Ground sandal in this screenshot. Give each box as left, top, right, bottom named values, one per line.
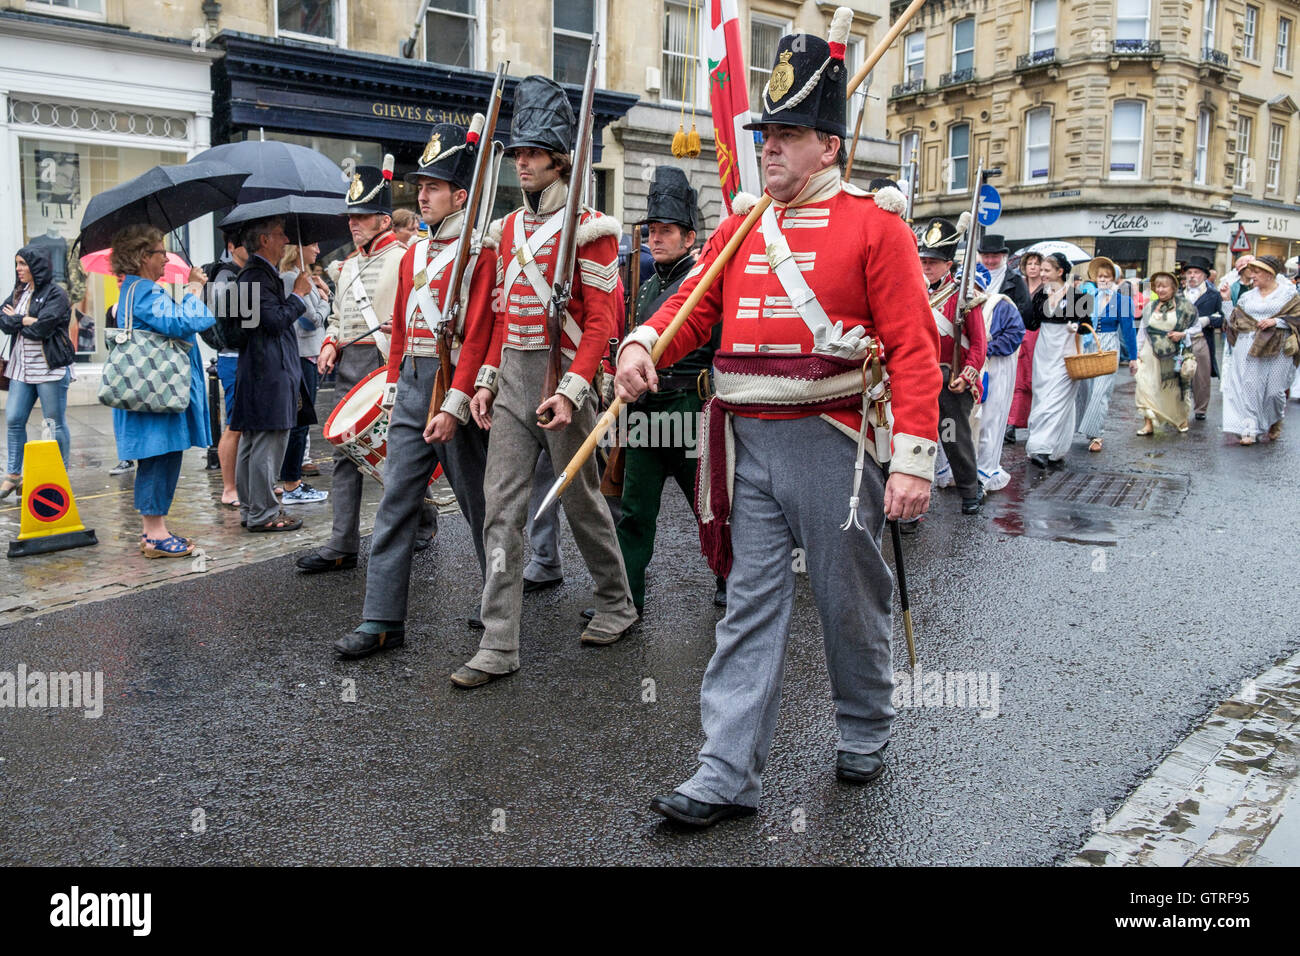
left=1088, top=438, right=1103, bottom=452
left=247, top=511, right=302, bottom=533
left=141, top=535, right=193, bottom=558
left=1240, top=435, right=1257, bottom=445
left=221, top=496, right=241, bottom=508
left=1136, top=424, right=1154, bottom=436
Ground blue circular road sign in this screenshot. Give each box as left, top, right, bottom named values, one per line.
left=977, top=185, right=1002, bottom=226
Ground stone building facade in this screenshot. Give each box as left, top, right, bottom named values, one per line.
left=887, top=0, right=1300, bottom=276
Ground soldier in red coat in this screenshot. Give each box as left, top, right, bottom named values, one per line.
left=615, top=8, right=941, bottom=828
left=451, top=76, right=638, bottom=688
left=333, top=121, right=498, bottom=659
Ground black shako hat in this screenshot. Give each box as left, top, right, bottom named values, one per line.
left=405, top=119, right=481, bottom=193
left=978, top=233, right=1010, bottom=254
left=917, top=217, right=963, bottom=261
left=346, top=155, right=394, bottom=215
left=508, top=76, right=576, bottom=155
left=743, top=7, right=854, bottom=140
left=646, top=166, right=700, bottom=232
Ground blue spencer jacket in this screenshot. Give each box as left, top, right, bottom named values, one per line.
left=1086, top=286, right=1139, bottom=357
left=111, top=274, right=215, bottom=460
left=985, top=294, right=1026, bottom=357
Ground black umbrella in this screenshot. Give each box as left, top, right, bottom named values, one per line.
left=77, top=160, right=249, bottom=254
left=190, top=140, right=349, bottom=203
left=219, top=194, right=351, bottom=246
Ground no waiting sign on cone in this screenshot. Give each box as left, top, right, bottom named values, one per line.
left=7, top=439, right=97, bottom=558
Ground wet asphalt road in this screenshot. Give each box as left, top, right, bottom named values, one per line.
left=2, top=377, right=1297, bottom=865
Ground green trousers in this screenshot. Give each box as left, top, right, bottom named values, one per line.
left=615, top=389, right=703, bottom=610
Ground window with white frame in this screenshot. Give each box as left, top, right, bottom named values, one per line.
left=1030, top=0, right=1057, bottom=54
left=1024, top=108, right=1050, bottom=182
left=844, top=38, right=865, bottom=133
left=23, top=0, right=105, bottom=18
left=426, top=0, right=479, bottom=68
left=948, top=123, right=970, bottom=192
left=1277, top=17, right=1294, bottom=71
left=1267, top=123, right=1285, bottom=190
left=276, top=0, right=340, bottom=44
left=1116, top=0, right=1149, bottom=43
left=554, top=1, right=602, bottom=87
left=904, top=29, right=925, bottom=83
left=1235, top=113, right=1254, bottom=188
left=662, top=0, right=705, bottom=106
left=1195, top=108, right=1212, bottom=184
left=1109, top=100, right=1144, bottom=179
left=952, top=18, right=975, bottom=74
left=899, top=130, right=919, bottom=186
left=1244, top=5, right=1259, bottom=60
left=749, top=15, right=789, bottom=112
left=1203, top=1, right=1217, bottom=52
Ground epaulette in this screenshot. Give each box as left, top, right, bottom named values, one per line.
left=575, top=209, right=621, bottom=246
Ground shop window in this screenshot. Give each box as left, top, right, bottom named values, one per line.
left=1024, top=108, right=1051, bottom=183
left=1030, top=0, right=1057, bottom=54
left=1195, top=108, right=1212, bottom=185
left=426, top=0, right=480, bottom=69
left=947, top=122, right=970, bottom=193
left=662, top=0, right=705, bottom=106
left=1109, top=100, right=1144, bottom=180
left=903, top=29, right=925, bottom=84
left=1267, top=123, right=1285, bottom=191
left=1244, top=5, right=1259, bottom=60
left=554, top=0, right=604, bottom=86
left=276, top=0, right=341, bottom=45
left=749, top=15, right=789, bottom=112
left=1235, top=113, right=1254, bottom=188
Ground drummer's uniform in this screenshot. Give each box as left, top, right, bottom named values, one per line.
left=617, top=165, right=720, bottom=614
left=316, top=167, right=434, bottom=562
left=358, top=125, right=497, bottom=628
left=461, top=75, right=637, bottom=679
left=625, top=26, right=940, bottom=810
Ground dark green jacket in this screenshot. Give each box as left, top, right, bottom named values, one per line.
left=634, top=253, right=720, bottom=379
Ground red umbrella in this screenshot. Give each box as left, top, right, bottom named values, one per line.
left=80, top=248, right=192, bottom=285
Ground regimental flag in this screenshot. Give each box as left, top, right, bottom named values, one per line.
left=705, top=0, right=760, bottom=213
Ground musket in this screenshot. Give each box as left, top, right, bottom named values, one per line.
left=535, top=0, right=928, bottom=518
left=427, top=60, right=509, bottom=425
left=538, top=34, right=600, bottom=425
left=627, top=223, right=642, bottom=333
left=951, top=158, right=985, bottom=379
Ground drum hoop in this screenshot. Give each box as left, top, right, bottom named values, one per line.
left=324, top=367, right=389, bottom=441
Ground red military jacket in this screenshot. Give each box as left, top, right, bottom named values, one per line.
left=478, top=178, right=623, bottom=408
left=629, top=165, right=941, bottom=480
left=386, top=209, right=498, bottom=423
left=929, top=273, right=988, bottom=399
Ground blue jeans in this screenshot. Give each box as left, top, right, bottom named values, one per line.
left=280, top=357, right=319, bottom=482
left=6, top=369, right=71, bottom=474
left=134, top=450, right=184, bottom=517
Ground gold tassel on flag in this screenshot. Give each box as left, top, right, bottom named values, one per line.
left=686, top=122, right=701, bottom=157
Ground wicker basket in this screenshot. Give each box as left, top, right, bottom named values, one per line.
left=1064, top=328, right=1119, bottom=381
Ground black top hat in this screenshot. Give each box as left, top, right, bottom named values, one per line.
left=917, top=218, right=962, bottom=261
left=646, top=166, right=699, bottom=232
left=508, top=76, right=576, bottom=155
left=978, top=233, right=1010, bottom=255
left=405, top=119, right=481, bottom=193
left=1185, top=255, right=1213, bottom=275
left=743, top=7, right=854, bottom=140
left=346, top=155, right=394, bottom=215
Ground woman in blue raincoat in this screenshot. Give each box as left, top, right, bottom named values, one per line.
left=109, top=225, right=214, bottom=557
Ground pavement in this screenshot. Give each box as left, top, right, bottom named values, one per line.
left=1, top=374, right=1299, bottom=865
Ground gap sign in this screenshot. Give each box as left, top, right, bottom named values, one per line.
left=977, top=185, right=1002, bottom=226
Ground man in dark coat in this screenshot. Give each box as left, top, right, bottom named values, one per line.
left=231, top=216, right=315, bottom=531
left=1182, top=255, right=1222, bottom=420
left=978, top=233, right=1032, bottom=321
left=615, top=166, right=725, bottom=614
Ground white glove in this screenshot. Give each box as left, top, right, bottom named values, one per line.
left=812, top=322, right=871, bottom=360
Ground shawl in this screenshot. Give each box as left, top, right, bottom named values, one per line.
left=1144, top=295, right=1196, bottom=388
left=1227, top=284, right=1300, bottom=364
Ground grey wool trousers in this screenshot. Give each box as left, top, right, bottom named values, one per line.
left=676, top=415, right=896, bottom=810
left=321, top=344, right=435, bottom=558
left=362, top=355, right=488, bottom=623
left=468, top=348, right=637, bottom=674
left=237, top=428, right=290, bottom=526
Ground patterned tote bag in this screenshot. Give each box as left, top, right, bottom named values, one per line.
left=98, top=280, right=193, bottom=414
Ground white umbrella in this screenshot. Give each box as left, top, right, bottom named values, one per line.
left=1012, top=240, right=1091, bottom=264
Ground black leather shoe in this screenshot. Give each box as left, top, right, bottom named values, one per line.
left=714, top=577, right=728, bottom=608
left=413, top=535, right=433, bottom=553
left=650, top=792, right=756, bottom=828
left=334, top=626, right=404, bottom=659
left=1195, top=412, right=1207, bottom=421
left=523, top=576, right=563, bottom=594
left=580, top=607, right=595, bottom=622
left=961, top=485, right=985, bottom=515
left=297, top=552, right=358, bottom=573
left=1004, top=425, right=1017, bottom=445
left=836, top=744, right=888, bottom=784
left=468, top=607, right=483, bottom=630
left=1028, top=453, right=1050, bottom=469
